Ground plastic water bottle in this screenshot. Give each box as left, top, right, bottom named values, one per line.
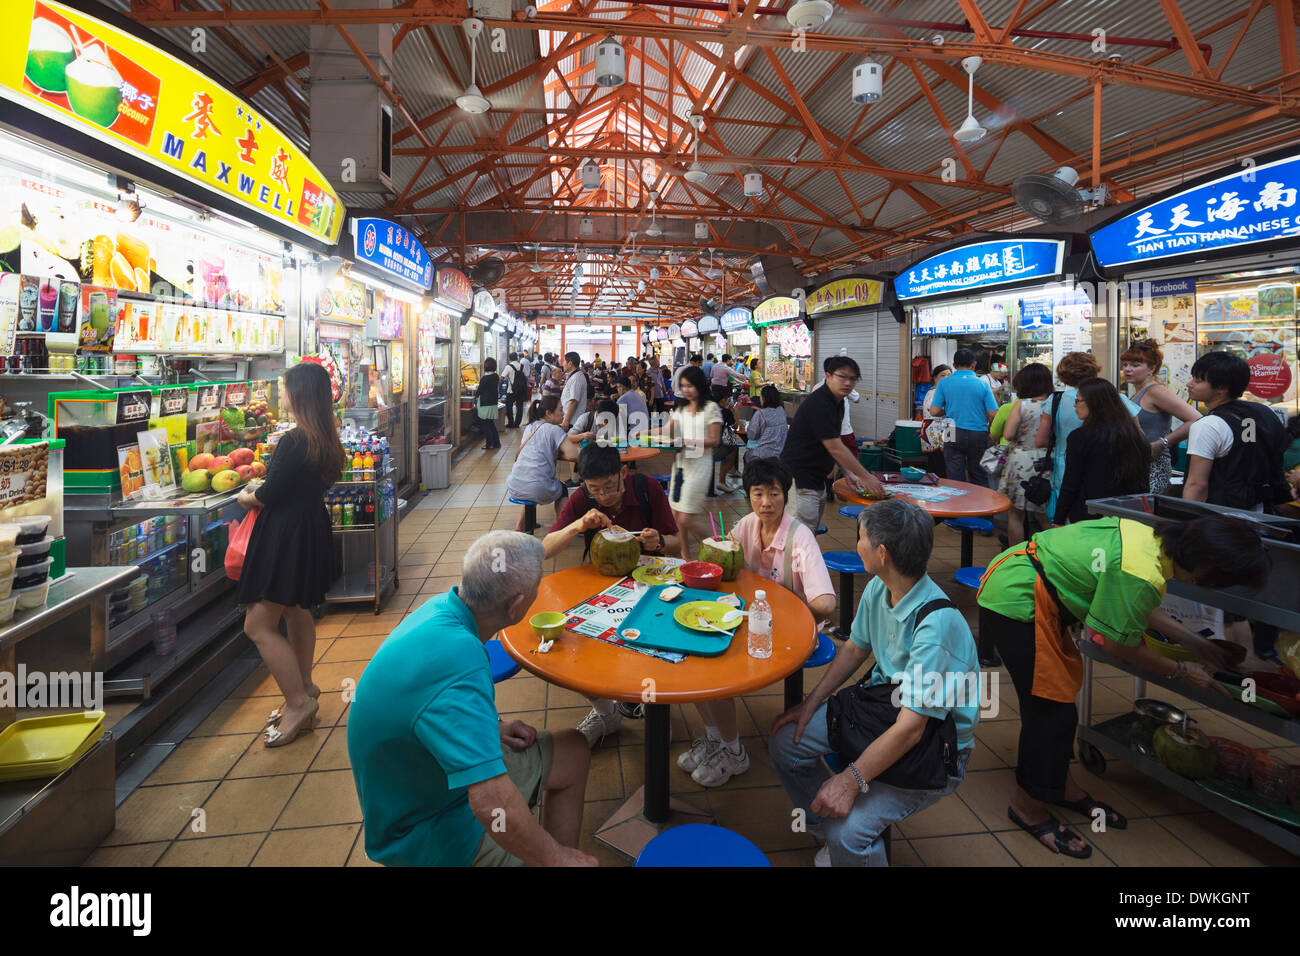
left=748, top=590, right=772, bottom=659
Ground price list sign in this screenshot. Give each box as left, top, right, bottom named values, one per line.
left=0, top=442, right=49, bottom=507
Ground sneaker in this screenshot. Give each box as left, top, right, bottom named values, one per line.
left=814, top=846, right=831, bottom=867
left=616, top=701, right=645, bottom=719
left=576, top=708, right=621, bottom=749
left=691, top=743, right=750, bottom=787
left=677, top=736, right=721, bottom=773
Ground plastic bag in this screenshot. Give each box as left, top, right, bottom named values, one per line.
left=224, top=508, right=259, bottom=581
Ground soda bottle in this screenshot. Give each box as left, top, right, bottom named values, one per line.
left=331, top=498, right=342, bottom=527
left=363, top=446, right=374, bottom=481
left=343, top=497, right=354, bottom=527
left=363, top=487, right=375, bottom=526
left=747, top=590, right=773, bottom=660
left=352, top=449, right=364, bottom=479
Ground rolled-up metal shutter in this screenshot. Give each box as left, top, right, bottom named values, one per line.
left=814, top=309, right=895, bottom=439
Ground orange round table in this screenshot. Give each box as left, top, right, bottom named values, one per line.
left=835, top=476, right=1010, bottom=569
left=619, top=445, right=661, bottom=463
left=500, top=565, right=815, bottom=854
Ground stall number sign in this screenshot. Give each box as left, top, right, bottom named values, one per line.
left=224, top=383, right=249, bottom=406
left=116, top=390, right=153, bottom=425
left=159, top=386, right=188, bottom=416
left=894, top=239, right=1065, bottom=301
left=0, top=442, right=48, bottom=507
left=196, top=383, right=222, bottom=411
left=1089, top=153, right=1300, bottom=269
left=352, top=217, right=433, bottom=290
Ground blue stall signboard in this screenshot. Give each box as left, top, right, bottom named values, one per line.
left=351, top=217, right=434, bottom=290
left=894, top=239, right=1065, bottom=301
left=719, top=307, right=752, bottom=332
left=1090, top=154, right=1300, bottom=269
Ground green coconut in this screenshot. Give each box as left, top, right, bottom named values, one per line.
left=698, top=537, right=742, bottom=581
left=1152, top=725, right=1217, bottom=780
left=590, top=529, right=641, bottom=577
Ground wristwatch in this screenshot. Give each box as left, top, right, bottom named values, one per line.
left=652, top=530, right=665, bottom=553
left=846, top=763, right=871, bottom=794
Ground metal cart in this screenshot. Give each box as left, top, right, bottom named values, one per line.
left=1078, top=494, right=1300, bottom=856
left=321, top=466, right=399, bottom=615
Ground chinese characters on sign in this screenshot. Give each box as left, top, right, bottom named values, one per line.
left=351, top=217, right=433, bottom=291
left=1089, top=154, right=1300, bottom=268
left=894, top=240, right=1066, bottom=301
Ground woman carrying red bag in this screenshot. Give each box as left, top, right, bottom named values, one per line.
left=235, top=362, right=345, bottom=747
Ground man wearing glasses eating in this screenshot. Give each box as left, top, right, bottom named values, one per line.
left=542, top=444, right=683, bottom=747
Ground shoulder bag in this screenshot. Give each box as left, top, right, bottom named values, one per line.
left=1021, top=391, right=1062, bottom=506
left=824, top=598, right=962, bottom=790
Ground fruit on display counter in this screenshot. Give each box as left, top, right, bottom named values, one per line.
left=1153, top=724, right=1217, bottom=780
left=181, top=468, right=210, bottom=493
left=590, top=529, right=641, bottom=577
left=181, top=446, right=260, bottom=494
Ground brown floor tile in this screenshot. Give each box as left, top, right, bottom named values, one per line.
left=548, top=685, right=593, bottom=709
left=1085, top=817, right=1210, bottom=866
left=319, top=634, right=390, bottom=662
left=191, top=696, right=288, bottom=736
left=896, top=792, right=986, bottom=839
left=911, top=832, right=1018, bottom=866
left=310, top=727, right=352, bottom=772
left=179, top=774, right=302, bottom=839
left=1154, top=813, right=1300, bottom=866
left=741, top=695, right=786, bottom=736
left=952, top=767, right=1021, bottom=831
left=624, top=743, right=706, bottom=795
left=231, top=665, right=277, bottom=698
left=103, top=781, right=218, bottom=846
left=495, top=677, right=548, bottom=713
left=348, top=829, right=383, bottom=867
left=707, top=785, right=815, bottom=853
left=83, top=842, right=169, bottom=866
left=339, top=613, right=407, bottom=637
left=227, top=728, right=327, bottom=778
left=307, top=660, right=371, bottom=693
left=276, top=770, right=363, bottom=828
left=973, top=722, right=1022, bottom=769
left=583, top=744, right=629, bottom=802
left=768, top=846, right=817, bottom=866
left=313, top=690, right=351, bottom=727
left=252, top=823, right=361, bottom=866
left=158, top=834, right=265, bottom=866
left=148, top=734, right=255, bottom=785
left=887, top=838, right=924, bottom=866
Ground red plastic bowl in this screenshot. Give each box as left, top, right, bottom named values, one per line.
left=680, top=561, right=723, bottom=590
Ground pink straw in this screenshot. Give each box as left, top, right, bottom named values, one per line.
left=709, top=512, right=718, bottom=539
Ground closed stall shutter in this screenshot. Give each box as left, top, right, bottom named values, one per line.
left=815, top=310, right=895, bottom=439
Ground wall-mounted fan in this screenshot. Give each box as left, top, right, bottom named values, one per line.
left=471, top=256, right=506, bottom=286
left=1012, top=167, right=1108, bottom=225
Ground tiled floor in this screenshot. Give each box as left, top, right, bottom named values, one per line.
left=88, top=428, right=1300, bottom=867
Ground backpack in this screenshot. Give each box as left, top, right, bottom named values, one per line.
left=1207, top=401, right=1290, bottom=512
left=578, top=471, right=655, bottom=559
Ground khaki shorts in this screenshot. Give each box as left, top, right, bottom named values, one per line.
left=471, top=731, right=554, bottom=867
left=788, top=486, right=825, bottom=529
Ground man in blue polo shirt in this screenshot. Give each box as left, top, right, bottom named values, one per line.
left=927, top=348, right=997, bottom=486
left=770, top=499, right=978, bottom=866
left=348, top=531, right=596, bottom=867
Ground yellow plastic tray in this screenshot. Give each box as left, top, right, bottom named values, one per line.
left=0, top=711, right=105, bottom=782
left=1143, top=632, right=1197, bottom=662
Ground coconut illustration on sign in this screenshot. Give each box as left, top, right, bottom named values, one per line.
left=64, top=47, right=123, bottom=129
left=25, top=18, right=76, bottom=93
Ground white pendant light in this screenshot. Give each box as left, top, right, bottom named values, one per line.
left=456, top=19, right=491, bottom=114
left=695, top=220, right=708, bottom=240
left=952, top=56, right=986, bottom=143
left=786, top=0, right=833, bottom=30
left=580, top=216, right=594, bottom=236
left=581, top=162, right=601, bottom=190
left=594, top=38, right=625, bottom=87
left=851, top=59, right=882, bottom=105
left=743, top=171, right=763, bottom=197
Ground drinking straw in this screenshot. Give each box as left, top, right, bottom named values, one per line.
left=719, top=513, right=726, bottom=538
left=709, top=512, right=718, bottom=539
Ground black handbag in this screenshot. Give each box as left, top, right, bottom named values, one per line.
left=1022, top=392, right=1062, bottom=506
left=824, top=599, right=962, bottom=791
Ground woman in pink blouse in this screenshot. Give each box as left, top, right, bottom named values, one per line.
left=678, top=456, right=837, bottom=788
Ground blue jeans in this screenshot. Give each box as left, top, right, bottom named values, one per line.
left=770, top=702, right=971, bottom=866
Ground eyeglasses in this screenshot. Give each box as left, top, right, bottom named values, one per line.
left=1073, top=397, right=1087, bottom=405
left=583, top=474, right=624, bottom=501
left=831, top=372, right=859, bottom=385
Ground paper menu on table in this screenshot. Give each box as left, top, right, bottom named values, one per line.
left=563, top=576, right=685, bottom=662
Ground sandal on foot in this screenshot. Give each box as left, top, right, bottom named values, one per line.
left=1007, top=807, right=1092, bottom=858
left=266, top=686, right=322, bottom=726
left=264, top=700, right=319, bottom=748
left=1054, top=794, right=1127, bottom=829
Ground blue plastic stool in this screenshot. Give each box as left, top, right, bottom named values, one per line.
left=486, top=639, right=521, bottom=683
left=954, top=566, right=986, bottom=590
left=815, top=524, right=828, bottom=536
left=944, top=517, right=994, bottom=568
left=650, top=473, right=671, bottom=490
left=806, top=631, right=837, bottom=668
left=635, top=824, right=770, bottom=867
left=510, top=496, right=539, bottom=534
left=838, top=505, right=865, bottom=520
left=823, top=550, right=866, bottom=637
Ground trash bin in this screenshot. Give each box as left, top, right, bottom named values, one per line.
left=419, top=443, right=452, bottom=490
left=859, top=445, right=885, bottom=471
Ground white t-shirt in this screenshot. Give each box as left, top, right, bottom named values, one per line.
left=560, top=369, right=587, bottom=421
left=1186, top=414, right=1265, bottom=512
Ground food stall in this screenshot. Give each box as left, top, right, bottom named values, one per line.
left=0, top=0, right=346, bottom=809
left=753, top=295, right=812, bottom=403
left=1089, top=147, right=1300, bottom=417
left=719, top=306, right=756, bottom=367
left=458, top=288, right=494, bottom=451
left=894, top=237, right=1092, bottom=410
left=681, top=318, right=699, bottom=356
left=697, top=314, right=721, bottom=357
left=419, top=266, right=469, bottom=451
left=667, top=323, right=685, bottom=367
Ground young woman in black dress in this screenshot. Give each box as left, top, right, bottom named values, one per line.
left=236, top=362, right=345, bottom=747
left=1054, top=377, right=1150, bottom=525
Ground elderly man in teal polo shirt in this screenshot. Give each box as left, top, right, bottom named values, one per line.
left=348, top=531, right=596, bottom=867
left=927, top=347, right=998, bottom=486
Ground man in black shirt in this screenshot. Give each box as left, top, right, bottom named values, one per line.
left=780, top=356, right=886, bottom=528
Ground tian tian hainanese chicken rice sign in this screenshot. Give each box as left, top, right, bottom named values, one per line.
left=3, top=0, right=343, bottom=244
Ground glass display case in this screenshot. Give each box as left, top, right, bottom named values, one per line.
left=762, top=321, right=813, bottom=393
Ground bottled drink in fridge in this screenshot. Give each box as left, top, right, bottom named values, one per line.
left=747, top=590, right=772, bottom=660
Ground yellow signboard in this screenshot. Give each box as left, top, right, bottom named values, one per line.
left=807, top=277, right=883, bottom=315
left=2, top=0, right=343, bottom=245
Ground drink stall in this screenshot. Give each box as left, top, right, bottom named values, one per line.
left=1089, top=148, right=1300, bottom=417
left=753, top=295, right=812, bottom=407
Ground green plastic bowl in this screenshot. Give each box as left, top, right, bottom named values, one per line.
left=530, top=611, right=567, bottom=641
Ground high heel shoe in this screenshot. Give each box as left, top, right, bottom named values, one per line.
left=264, top=699, right=319, bottom=748
left=267, top=685, right=321, bottom=727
